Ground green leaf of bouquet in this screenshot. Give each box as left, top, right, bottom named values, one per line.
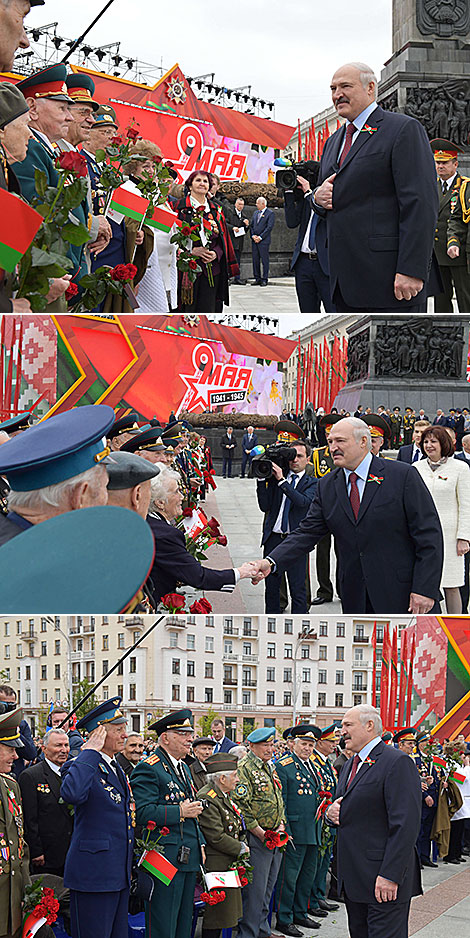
left=34, top=168, right=48, bottom=200
left=95, top=149, right=107, bottom=162
left=61, top=221, right=91, bottom=245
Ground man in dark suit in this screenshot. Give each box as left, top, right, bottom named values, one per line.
left=227, top=196, right=250, bottom=283
left=313, top=62, right=439, bottom=312
left=454, top=435, right=470, bottom=466
left=256, top=424, right=317, bottom=613
left=431, top=138, right=470, bottom=313
left=326, top=705, right=422, bottom=938
left=433, top=410, right=446, bottom=426
left=284, top=176, right=335, bottom=314
left=241, top=426, right=259, bottom=477
left=251, top=417, right=443, bottom=614
left=211, top=719, right=236, bottom=753
left=396, top=420, right=430, bottom=464
left=187, top=737, right=214, bottom=791
left=220, top=426, right=237, bottom=477
left=19, top=728, right=74, bottom=875
left=250, top=197, right=275, bottom=285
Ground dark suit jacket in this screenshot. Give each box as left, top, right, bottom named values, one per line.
left=335, top=741, right=422, bottom=903
left=314, top=106, right=439, bottom=308
left=267, top=454, right=443, bottom=613
left=19, top=760, right=74, bottom=873
left=220, top=432, right=237, bottom=454
left=189, top=757, right=208, bottom=792
left=396, top=444, right=424, bottom=464
left=242, top=432, right=258, bottom=452
left=257, top=472, right=318, bottom=547
left=116, top=752, right=135, bottom=777
left=433, top=415, right=447, bottom=426
left=284, top=190, right=329, bottom=275
left=212, top=736, right=236, bottom=753
left=147, top=514, right=236, bottom=603
left=454, top=452, right=470, bottom=468
left=250, top=208, right=275, bottom=245
left=227, top=206, right=249, bottom=251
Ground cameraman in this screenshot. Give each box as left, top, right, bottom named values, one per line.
left=256, top=425, right=317, bottom=613
left=0, top=684, right=38, bottom=776
left=284, top=175, right=336, bottom=315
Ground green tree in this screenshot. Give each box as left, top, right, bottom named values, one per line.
left=198, top=706, right=220, bottom=737
left=72, top=679, right=100, bottom=721
left=242, top=719, right=258, bottom=740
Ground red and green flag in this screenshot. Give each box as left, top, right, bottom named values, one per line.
left=140, top=848, right=177, bottom=886
left=146, top=205, right=182, bottom=232
left=433, top=755, right=446, bottom=771
left=108, top=185, right=150, bottom=223
left=449, top=769, right=465, bottom=785
left=0, top=189, right=43, bottom=272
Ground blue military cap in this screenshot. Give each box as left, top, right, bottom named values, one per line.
left=106, top=451, right=160, bottom=489
left=109, top=412, right=140, bottom=439
left=149, top=709, right=193, bottom=734
left=0, top=404, right=114, bottom=491
left=319, top=723, right=339, bottom=741
left=0, top=506, right=155, bottom=612
left=93, top=104, right=118, bottom=129
left=291, top=724, right=321, bottom=740
left=66, top=73, right=99, bottom=111
left=282, top=726, right=294, bottom=741
left=247, top=727, right=276, bottom=744
left=161, top=422, right=184, bottom=443
left=17, top=64, right=74, bottom=103
left=76, top=697, right=127, bottom=733
left=121, top=426, right=167, bottom=454
left=181, top=420, right=193, bottom=431
left=382, top=732, right=393, bottom=743
left=0, top=412, right=33, bottom=434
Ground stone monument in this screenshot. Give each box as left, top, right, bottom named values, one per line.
left=379, top=0, right=470, bottom=173
left=334, top=315, right=470, bottom=413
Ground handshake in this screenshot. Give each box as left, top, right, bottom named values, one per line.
left=236, top=560, right=273, bottom=585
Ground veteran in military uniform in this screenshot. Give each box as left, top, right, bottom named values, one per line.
left=233, top=727, right=286, bottom=938
left=197, top=752, right=249, bottom=938
left=430, top=138, right=470, bottom=313
left=447, top=164, right=470, bottom=283
left=60, top=698, right=135, bottom=938
left=0, top=706, right=30, bottom=938
left=131, top=709, right=205, bottom=938
left=389, top=408, right=402, bottom=450
left=403, top=408, right=415, bottom=446
left=361, top=414, right=391, bottom=456
left=310, top=725, right=340, bottom=917
left=311, top=413, right=342, bottom=607
left=107, top=412, right=141, bottom=451
left=275, top=726, right=321, bottom=935
left=413, top=731, right=439, bottom=869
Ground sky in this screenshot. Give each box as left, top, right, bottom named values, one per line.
left=26, top=0, right=393, bottom=127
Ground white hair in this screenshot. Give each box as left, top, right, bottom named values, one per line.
left=148, top=468, right=180, bottom=514
left=350, top=704, right=382, bottom=735
left=333, top=416, right=372, bottom=449
left=230, top=745, right=248, bottom=760
left=257, top=197, right=267, bottom=206
left=42, top=728, right=68, bottom=747
left=206, top=770, right=234, bottom=786
left=345, top=62, right=378, bottom=97
left=125, top=731, right=143, bottom=741
left=7, top=465, right=107, bottom=511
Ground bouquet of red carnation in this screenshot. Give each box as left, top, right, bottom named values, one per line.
left=134, top=820, right=169, bottom=863
left=229, top=858, right=254, bottom=885
left=160, top=592, right=186, bottom=613
left=264, top=830, right=289, bottom=851
left=315, top=790, right=333, bottom=821
left=200, top=889, right=226, bottom=906
left=22, top=879, right=60, bottom=937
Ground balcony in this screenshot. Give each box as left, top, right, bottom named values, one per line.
left=224, top=653, right=239, bottom=662
left=242, top=680, right=257, bottom=687
left=223, top=677, right=237, bottom=686
left=223, top=623, right=239, bottom=636
left=352, top=684, right=367, bottom=692
left=353, top=635, right=369, bottom=643
left=124, top=617, right=144, bottom=628
left=21, top=631, right=37, bottom=641
left=242, top=629, right=258, bottom=638
left=165, top=617, right=187, bottom=628
left=242, top=654, right=259, bottom=663
left=71, top=650, right=95, bottom=661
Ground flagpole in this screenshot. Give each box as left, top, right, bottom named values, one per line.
left=61, top=0, right=117, bottom=63
left=371, top=622, right=377, bottom=709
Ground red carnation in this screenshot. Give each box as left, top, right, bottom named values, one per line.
left=65, top=282, right=79, bottom=300
left=182, top=507, right=193, bottom=517
left=57, top=151, right=88, bottom=178
left=111, top=135, right=124, bottom=146
left=126, top=126, right=140, bottom=142
left=160, top=826, right=170, bottom=836
left=147, top=820, right=157, bottom=830
left=188, top=258, right=198, bottom=271
left=218, top=535, right=228, bottom=547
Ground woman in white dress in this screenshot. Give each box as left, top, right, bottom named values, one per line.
left=413, top=424, right=470, bottom=613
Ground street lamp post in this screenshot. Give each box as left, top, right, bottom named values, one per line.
left=292, top=624, right=317, bottom=725
left=46, top=617, right=73, bottom=713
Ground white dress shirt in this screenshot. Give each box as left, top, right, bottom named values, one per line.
left=338, top=102, right=379, bottom=159
left=343, top=452, right=373, bottom=502
left=349, top=735, right=382, bottom=778
left=273, top=469, right=305, bottom=534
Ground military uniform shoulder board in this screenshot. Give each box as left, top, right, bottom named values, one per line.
left=207, top=789, right=217, bottom=798
left=145, top=754, right=160, bottom=765
left=279, top=756, right=293, bottom=765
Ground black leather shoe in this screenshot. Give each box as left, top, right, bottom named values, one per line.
left=276, top=923, right=303, bottom=937
left=310, top=597, right=333, bottom=606
left=444, top=858, right=460, bottom=864
left=292, top=917, right=321, bottom=929
left=307, top=908, right=328, bottom=917
left=250, top=280, right=262, bottom=286
left=421, top=858, right=438, bottom=868
left=318, top=899, right=339, bottom=911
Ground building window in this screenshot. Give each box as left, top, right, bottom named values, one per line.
left=224, top=617, right=233, bottom=633
left=336, top=646, right=344, bottom=661
left=283, top=692, right=292, bottom=706
left=187, top=687, right=195, bottom=702
left=353, top=694, right=363, bottom=706
left=102, top=660, right=109, bottom=676
left=25, top=665, right=31, bottom=680
left=319, top=645, right=327, bottom=660
left=205, top=687, right=213, bottom=703
left=243, top=642, right=252, bottom=656
left=117, top=633, right=124, bottom=649
left=224, top=690, right=232, bottom=704
left=187, top=634, right=195, bottom=650
left=302, top=668, right=311, bottom=682
left=77, top=639, right=83, bottom=651
left=283, top=668, right=292, bottom=682
left=284, top=644, right=293, bottom=658
left=17, top=644, right=22, bottom=658
left=301, top=646, right=310, bottom=658
left=129, top=657, right=137, bottom=673
left=129, top=684, right=136, bottom=701
left=117, top=662, right=123, bottom=676
left=224, top=640, right=233, bottom=654
left=242, top=691, right=251, bottom=705
left=377, top=627, right=384, bottom=642
left=205, top=663, right=214, bottom=679
left=354, top=649, right=364, bottom=663
left=336, top=671, right=344, bottom=685
left=172, top=659, right=180, bottom=675
left=318, top=670, right=327, bottom=684
left=40, top=618, right=47, bottom=632
left=267, top=667, right=275, bottom=681
left=336, top=623, right=345, bottom=637
left=133, top=631, right=140, bottom=644
left=335, top=693, right=344, bottom=707
left=41, top=641, right=47, bottom=655
left=103, top=635, right=109, bottom=651
left=318, top=693, right=326, bottom=707
left=187, top=661, right=195, bottom=677
left=3, top=623, right=9, bottom=636
left=169, top=632, right=178, bottom=648
left=41, top=665, right=47, bottom=680
left=205, top=637, right=214, bottom=653
left=355, top=624, right=365, bottom=638
left=41, top=690, right=48, bottom=703
left=4, top=645, right=9, bottom=659
left=243, top=618, right=252, bottom=636
left=267, top=618, right=276, bottom=633
left=54, top=665, right=60, bottom=679
left=319, top=622, right=328, bottom=637
left=3, top=669, right=9, bottom=681
left=267, top=691, right=275, bottom=706
left=206, top=616, right=214, bottom=627
left=25, top=689, right=31, bottom=704
left=117, top=684, right=123, bottom=698
left=54, top=640, right=60, bottom=654
left=172, top=685, right=180, bottom=701
left=302, top=692, right=310, bottom=707
left=267, top=643, right=276, bottom=658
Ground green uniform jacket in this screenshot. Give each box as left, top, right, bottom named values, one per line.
left=131, top=747, right=204, bottom=873
left=448, top=176, right=470, bottom=273
left=0, top=773, right=29, bottom=938
left=197, top=782, right=247, bottom=928
left=435, top=174, right=466, bottom=267
left=233, top=753, right=285, bottom=832
left=276, top=753, right=320, bottom=845
left=311, top=446, right=335, bottom=478
left=311, top=750, right=337, bottom=798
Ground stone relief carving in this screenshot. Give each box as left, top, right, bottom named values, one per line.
left=403, top=80, right=470, bottom=145
left=416, top=0, right=470, bottom=36
left=374, top=320, right=463, bottom=377
left=347, top=329, right=370, bottom=383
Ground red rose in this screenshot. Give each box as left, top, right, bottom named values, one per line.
left=154, top=155, right=163, bottom=164
left=160, top=826, right=170, bottom=836
left=111, top=263, right=137, bottom=282
left=111, top=135, right=124, bottom=146
left=188, top=259, right=198, bottom=271
left=57, top=151, right=88, bottom=178
left=126, top=126, right=140, bottom=142
left=181, top=225, right=191, bottom=235
left=161, top=592, right=186, bottom=610
left=164, top=160, right=174, bottom=168
left=189, top=601, right=205, bottom=614
left=240, top=877, right=248, bottom=886
left=207, top=517, right=220, bottom=533
left=147, top=820, right=157, bottom=830
left=198, top=597, right=212, bottom=613
left=217, top=535, right=228, bottom=547
left=65, top=282, right=79, bottom=300
left=182, top=507, right=193, bottom=517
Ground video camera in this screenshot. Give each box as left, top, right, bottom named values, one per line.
left=274, top=158, right=320, bottom=199
left=251, top=442, right=298, bottom=480
left=0, top=701, right=17, bottom=715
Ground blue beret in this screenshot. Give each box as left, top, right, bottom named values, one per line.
left=247, top=727, right=276, bottom=743
left=76, top=697, right=127, bottom=733
left=0, top=404, right=115, bottom=491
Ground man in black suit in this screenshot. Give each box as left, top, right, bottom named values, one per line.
left=227, top=196, right=250, bottom=284
left=313, top=62, right=439, bottom=312
left=220, top=426, right=237, bottom=477
left=19, top=728, right=74, bottom=875
left=284, top=176, right=335, bottom=314
left=454, top=435, right=470, bottom=466
left=396, top=420, right=430, bottom=464
left=250, top=417, right=443, bottom=614
left=250, top=197, right=275, bottom=285
left=433, top=409, right=446, bottom=426
left=241, top=426, right=258, bottom=477
left=256, top=424, right=317, bottom=613
left=326, top=705, right=422, bottom=938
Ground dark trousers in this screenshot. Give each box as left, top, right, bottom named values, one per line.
left=460, top=551, right=470, bottom=613
left=333, top=284, right=427, bottom=314
left=181, top=271, right=220, bottom=314
left=417, top=805, right=437, bottom=861
left=389, top=426, right=401, bottom=448
left=233, top=243, right=243, bottom=281
left=222, top=456, right=233, bottom=478
left=147, top=870, right=197, bottom=938
left=315, top=533, right=334, bottom=601
left=241, top=450, right=253, bottom=477
left=70, top=888, right=129, bottom=938
left=446, top=819, right=465, bottom=860
left=345, top=894, right=411, bottom=938
left=252, top=239, right=270, bottom=282
left=294, top=253, right=336, bottom=314
left=435, top=265, right=470, bottom=313
left=263, top=532, right=308, bottom=613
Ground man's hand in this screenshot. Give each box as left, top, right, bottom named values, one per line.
left=252, top=235, right=262, bottom=243
left=237, top=562, right=259, bottom=579
left=375, top=876, right=398, bottom=903
left=314, top=174, right=336, bottom=210
left=82, top=725, right=107, bottom=751
left=425, top=795, right=434, bottom=807
left=326, top=796, right=343, bottom=825
left=32, top=855, right=45, bottom=866
left=192, top=246, right=214, bottom=263
left=135, top=230, right=145, bottom=245
left=271, top=463, right=284, bottom=481
left=243, top=218, right=249, bottom=226
left=250, top=559, right=272, bottom=584
left=46, top=276, right=72, bottom=303
left=201, top=846, right=206, bottom=865
left=180, top=798, right=203, bottom=818
left=97, top=216, right=112, bottom=242
left=251, top=825, right=266, bottom=842
left=296, top=175, right=311, bottom=194
left=12, top=298, right=32, bottom=313
left=394, top=274, right=424, bottom=301
left=447, top=245, right=459, bottom=259
left=408, top=592, right=434, bottom=614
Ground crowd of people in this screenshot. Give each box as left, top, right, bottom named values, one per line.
left=1, top=697, right=469, bottom=938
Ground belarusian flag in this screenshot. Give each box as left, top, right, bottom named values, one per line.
left=0, top=189, right=43, bottom=272
left=107, top=185, right=150, bottom=223
left=205, top=870, right=242, bottom=889
left=450, top=770, right=465, bottom=785
left=140, top=848, right=177, bottom=885
left=433, top=755, right=446, bottom=770
left=22, top=912, right=47, bottom=938
left=146, top=205, right=182, bottom=232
